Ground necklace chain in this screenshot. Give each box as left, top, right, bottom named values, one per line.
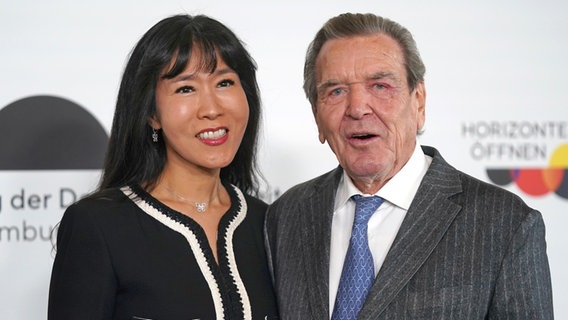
left=164, top=186, right=208, bottom=213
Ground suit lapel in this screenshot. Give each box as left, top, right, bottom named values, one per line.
left=359, top=146, right=463, bottom=319
left=299, top=167, right=343, bottom=319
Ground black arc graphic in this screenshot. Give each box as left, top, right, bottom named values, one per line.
left=0, top=95, right=109, bottom=170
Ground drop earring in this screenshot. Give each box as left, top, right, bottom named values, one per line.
left=152, top=128, right=159, bottom=143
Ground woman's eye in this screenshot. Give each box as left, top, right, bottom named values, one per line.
left=218, top=79, right=235, bottom=88
left=175, top=86, right=194, bottom=94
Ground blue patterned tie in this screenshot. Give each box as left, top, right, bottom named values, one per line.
left=332, top=195, right=384, bottom=320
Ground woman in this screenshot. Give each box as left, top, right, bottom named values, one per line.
left=48, top=14, right=278, bottom=319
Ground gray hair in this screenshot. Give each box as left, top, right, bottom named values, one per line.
left=303, top=13, right=426, bottom=111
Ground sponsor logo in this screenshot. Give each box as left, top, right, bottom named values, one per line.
left=462, top=121, right=568, bottom=199
left=486, top=143, right=568, bottom=198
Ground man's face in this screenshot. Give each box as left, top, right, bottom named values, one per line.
left=314, top=34, right=426, bottom=193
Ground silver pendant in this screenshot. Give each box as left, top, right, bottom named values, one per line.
left=195, top=202, right=207, bottom=212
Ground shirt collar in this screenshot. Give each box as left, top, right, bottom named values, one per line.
left=334, top=142, right=432, bottom=211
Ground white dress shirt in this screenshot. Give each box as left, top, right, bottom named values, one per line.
left=329, top=142, right=432, bottom=314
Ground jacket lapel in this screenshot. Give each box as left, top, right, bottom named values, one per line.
left=299, top=167, right=343, bottom=319
left=359, top=146, right=463, bottom=319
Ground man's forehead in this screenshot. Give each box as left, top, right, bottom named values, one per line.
left=318, top=34, right=403, bottom=58
left=315, top=35, right=405, bottom=79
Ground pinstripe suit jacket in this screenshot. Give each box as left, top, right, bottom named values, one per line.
left=265, top=146, right=553, bottom=319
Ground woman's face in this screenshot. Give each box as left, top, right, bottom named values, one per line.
left=152, top=50, right=249, bottom=173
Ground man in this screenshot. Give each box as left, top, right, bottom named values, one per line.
left=265, top=13, right=553, bottom=319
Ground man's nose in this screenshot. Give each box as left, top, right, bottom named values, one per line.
left=346, top=84, right=372, bottom=119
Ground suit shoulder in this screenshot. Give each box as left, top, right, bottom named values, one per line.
left=454, top=169, right=537, bottom=222
left=271, top=168, right=340, bottom=207
left=425, top=148, right=538, bottom=228
left=462, top=170, right=529, bottom=201
left=426, top=147, right=534, bottom=214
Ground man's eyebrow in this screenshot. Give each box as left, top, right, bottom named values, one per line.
left=316, top=71, right=397, bottom=90
left=316, top=80, right=341, bottom=91
left=369, top=71, right=396, bottom=80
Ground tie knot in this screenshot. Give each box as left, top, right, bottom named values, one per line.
left=351, top=195, right=383, bottom=224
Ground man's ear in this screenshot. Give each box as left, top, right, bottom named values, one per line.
left=414, top=81, right=426, bottom=131
left=312, top=106, right=326, bottom=144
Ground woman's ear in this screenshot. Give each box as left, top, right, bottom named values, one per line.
left=148, top=115, right=161, bottom=130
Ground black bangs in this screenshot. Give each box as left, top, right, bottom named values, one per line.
left=161, top=29, right=222, bottom=79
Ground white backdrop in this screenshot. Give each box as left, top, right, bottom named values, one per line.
left=1, top=0, right=566, bottom=318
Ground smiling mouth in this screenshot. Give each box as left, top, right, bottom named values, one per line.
left=197, top=128, right=227, bottom=140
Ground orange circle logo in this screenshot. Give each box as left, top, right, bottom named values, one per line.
left=487, top=143, right=568, bottom=199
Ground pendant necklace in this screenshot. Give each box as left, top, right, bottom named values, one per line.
left=164, top=186, right=208, bottom=213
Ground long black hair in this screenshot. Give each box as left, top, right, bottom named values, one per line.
left=97, top=14, right=262, bottom=196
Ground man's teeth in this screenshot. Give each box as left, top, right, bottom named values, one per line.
left=198, top=129, right=227, bottom=140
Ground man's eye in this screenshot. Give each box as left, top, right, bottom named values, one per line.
left=372, top=82, right=385, bottom=90
left=175, top=86, right=194, bottom=94
left=218, top=79, right=235, bottom=88
left=329, top=87, right=346, bottom=96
